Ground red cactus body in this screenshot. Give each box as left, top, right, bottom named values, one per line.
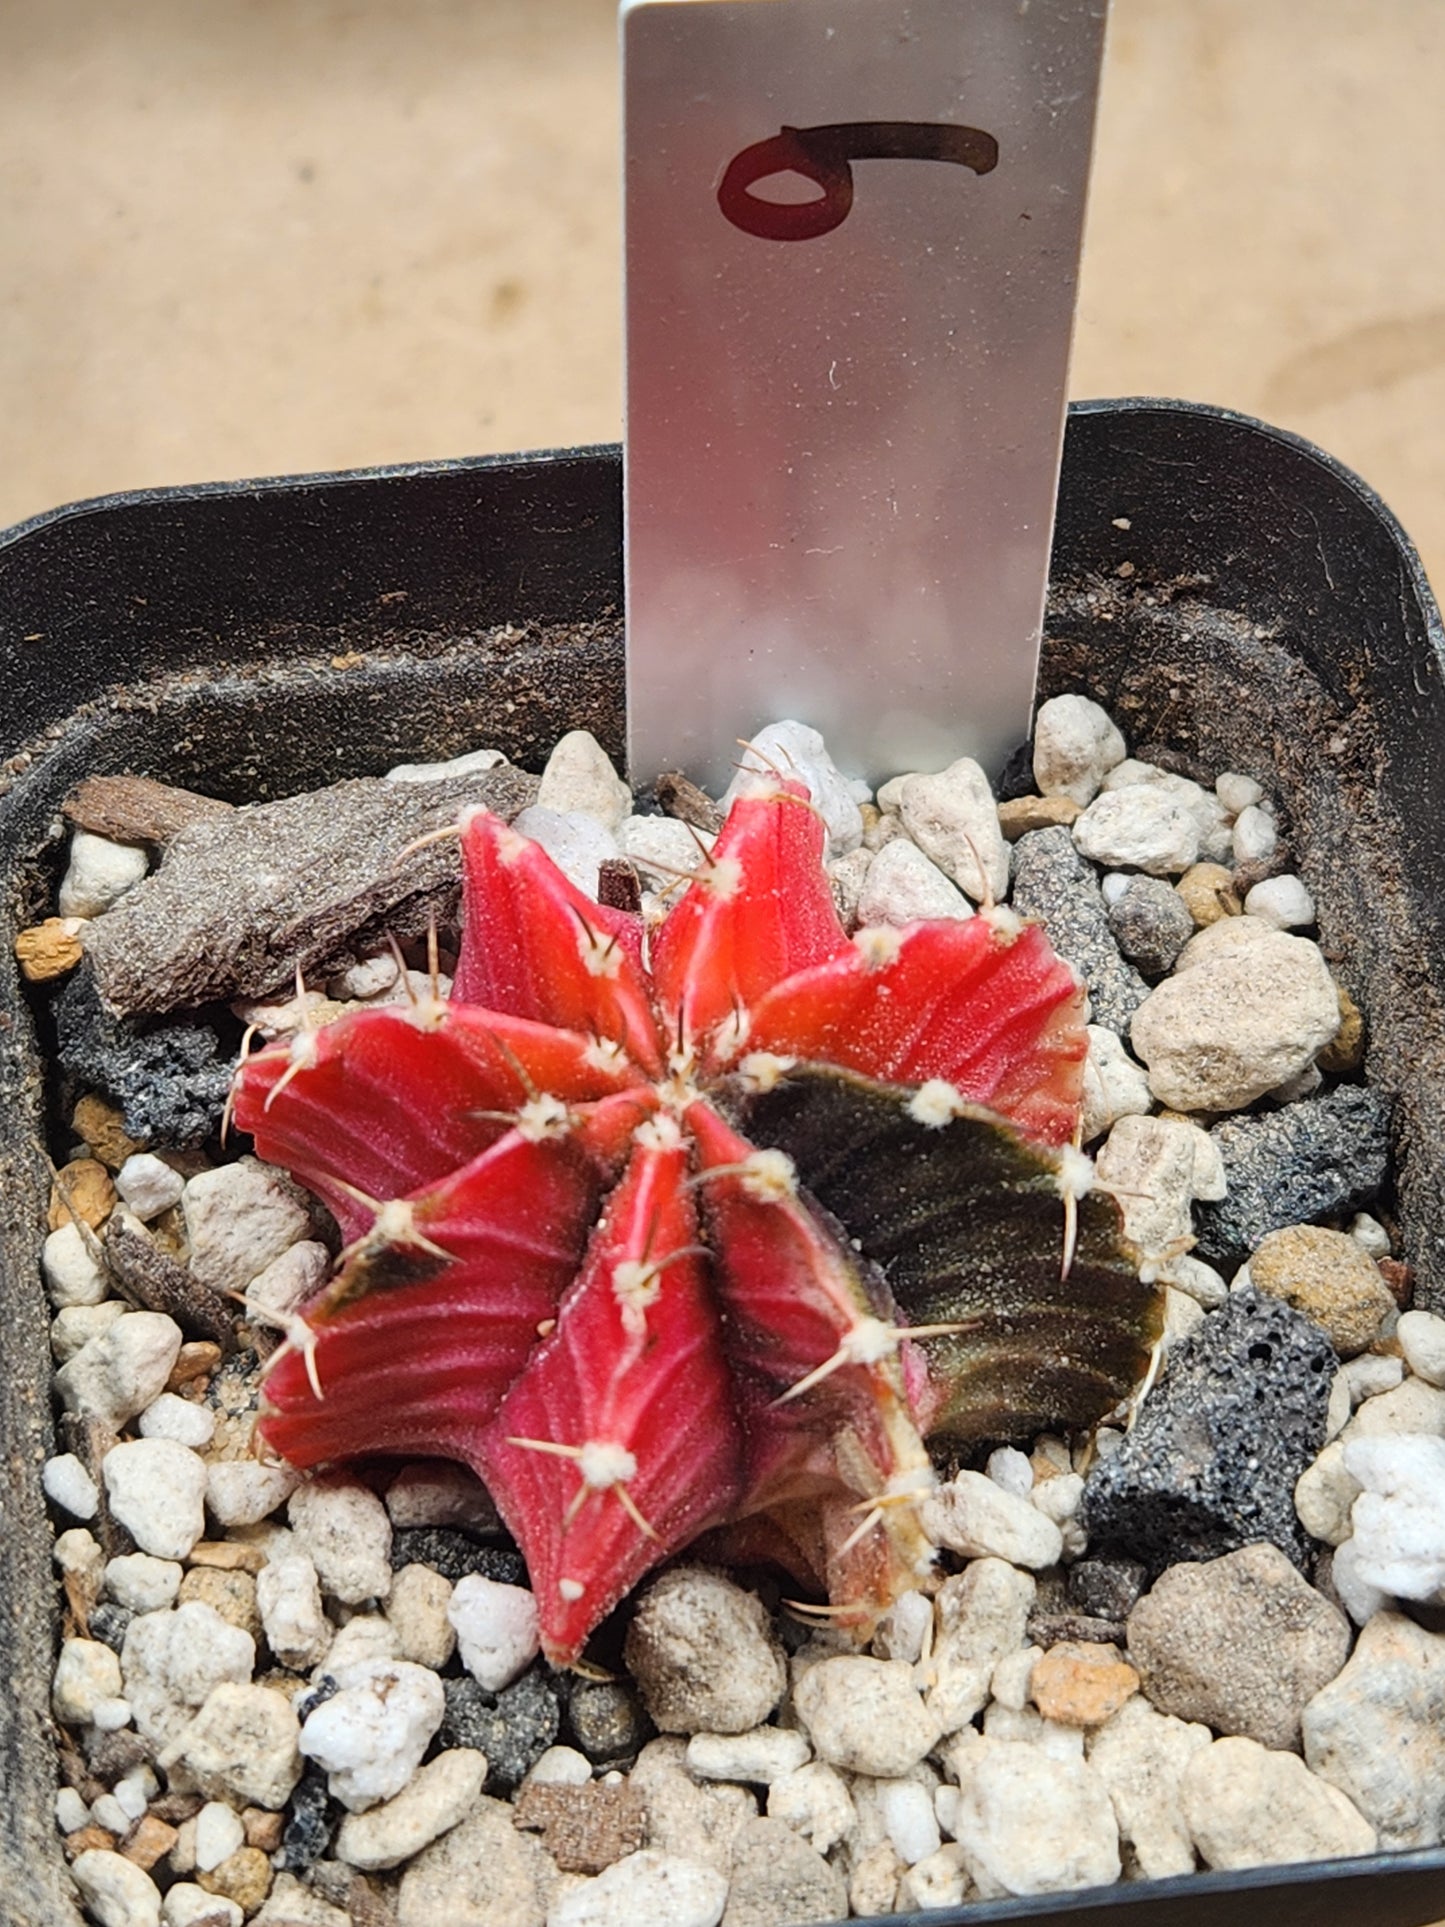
left=232, top=777, right=1149, bottom=1664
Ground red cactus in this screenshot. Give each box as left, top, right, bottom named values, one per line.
left=232, top=777, right=1154, bottom=1664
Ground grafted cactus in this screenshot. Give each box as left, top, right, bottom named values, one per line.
left=232, top=777, right=1157, bottom=1664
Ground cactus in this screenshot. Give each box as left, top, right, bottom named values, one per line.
left=232, top=776, right=1157, bottom=1664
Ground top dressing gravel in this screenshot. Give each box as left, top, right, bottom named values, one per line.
left=26, top=699, right=1440, bottom=1927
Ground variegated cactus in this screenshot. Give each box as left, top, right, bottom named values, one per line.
left=232, top=776, right=1158, bottom=1665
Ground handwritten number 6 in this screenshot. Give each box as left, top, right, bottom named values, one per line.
left=718, top=121, right=999, bottom=242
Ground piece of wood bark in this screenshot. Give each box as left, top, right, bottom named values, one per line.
left=63, top=775, right=235, bottom=846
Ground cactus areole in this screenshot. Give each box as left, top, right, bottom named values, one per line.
left=232, top=777, right=1159, bottom=1665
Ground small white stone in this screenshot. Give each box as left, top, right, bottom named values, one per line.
left=990, top=1647, right=1040, bottom=1713
left=725, top=720, right=864, bottom=855
left=537, top=730, right=633, bottom=829
left=1342, top=1376, right=1445, bottom=1441
left=139, top=1392, right=216, bottom=1449
left=685, top=1727, right=811, bottom=1785
left=1245, top=873, right=1316, bottom=929
left=258, top=1555, right=332, bottom=1671
left=876, top=1776, right=942, bottom=1864
left=1216, top=771, right=1265, bottom=815
left=1072, top=788, right=1199, bottom=877
left=55, top=1310, right=184, bottom=1428
left=42, top=1220, right=110, bottom=1307
left=59, top=832, right=150, bottom=918
left=207, top=1459, right=301, bottom=1528
left=1231, top=802, right=1278, bottom=865
left=335, top=1747, right=488, bottom=1870
left=327, top=951, right=402, bottom=1000
left=104, top=1439, right=208, bottom=1560
left=897, top=1845, right=968, bottom=1912
left=793, top=1657, right=941, bottom=1777
left=924, top=1470, right=1064, bottom=1570
left=159, top=1682, right=303, bottom=1811
left=243, top=1240, right=331, bottom=1322
left=386, top=1563, right=456, bottom=1670
left=855, top=837, right=974, bottom=926
left=1399, top=1310, right=1445, bottom=1387
left=446, top=1573, right=539, bottom=1690
left=948, top=1738, right=1120, bottom=1896
left=182, top=1158, right=310, bottom=1296
left=826, top=846, right=873, bottom=924
left=123, top=1602, right=256, bottom=1748
left=113, top=1767, right=159, bottom=1821
left=92, top=1696, right=135, bottom=1732
left=510, top=802, right=621, bottom=896
left=985, top=1446, right=1034, bottom=1498
left=318, top=1614, right=400, bottom=1675
left=551, top=1850, right=729, bottom=1927
left=526, top=1745, right=593, bottom=1787
left=384, top=1460, right=499, bottom=1532
left=1162, top=1253, right=1229, bottom=1309
left=1294, top=1442, right=1362, bottom=1547
left=43, top=1451, right=99, bottom=1519
left=1328, top=1537, right=1390, bottom=1626
left=982, top=1702, right=1087, bottom=1760
left=894, top=757, right=1009, bottom=902
left=53, top=1637, right=123, bottom=1724
left=1032, top=695, right=1127, bottom=806
left=114, top=1153, right=185, bottom=1222
left=92, top=1792, right=131, bottom=1834
left=55, top=1526, right=105, bottom=1583
left=1343, top=1353, right=1405, bottom=1404
left=1182, top=1735, right=1375, bottom=1869
left=926, top=1559, right=1036, bottom=1734
left=1087, top=1695, right=1213, bottom=1880
left=194, top=1799, right=246, bottom=1873
left=766, top=1761, right=856, bottom=1855
left=1079, top=1025, right=1152, bottom=1144
left=1342, top=1434, right=1445, bottom=1599
left=870, top=1588, right=934, bottom=1666
left=52, top=1299, right=128, bottom=1363
left=70, top=1848, right=163, bottom=1927
left=57, top=1785, right=92, bottom=1832
left=1350, top=1212, right=1392, bottom=1258
left=1102, top=760, right=1232, bottom=861
left=387, top=746, right=506, bottom=783
left=288, top=1477, right=393, bottom=1604
left=299, top=1657, right=446, bottom=1812
left=163, top=1884, right=244, bottom=1927
left=1031, top=1471, right=1084, bottom=1526
left=618, top=814, right=714, bottom=885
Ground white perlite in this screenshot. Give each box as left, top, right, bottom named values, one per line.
left=536, top=730, right=633, bottom=829
left=335, top=1748, right=488, bottom=1870
left=1086, top=1694, right=1212, bottom=1880
left=257, top=1555, right=332, bottom=1670
left=1181, top=1736, right=1376, bottom=1870
left=1032, top=695, right=1127, bottom=805
left=70, top=1848, right=162, bottom=1927
left=947, top=1738, right=1120, bottom=1896
left=925, top=1558, right=1036, bottom=1734
left=890, top=757, right=1010, bottom=902
left=1072, top=787, right=1199, bottom=876
left=1302, top=1611, right=1445, bottom=1847
left=1398, top=1309, right=1445, bottom=1387
left=207, top=1459, right=301, bottom=1528
left=160, top=1682, right=303, bottom=1810
left=104, top=1438, right=208, bottom=1560
left=855, top=837, right=974, bottom=927
left=43, top=1451, right=99, bottom=1519
left=511, top=803, right=620, bottom=896
left=56, top=1310, right=184, bottom=1429
left=298, top=1657, right=446, bottom=1811
left=793, top=1657, right=942, bottom=1777
left=288, top=1476, right=393, bottom=1604
left=194, top=1800, right=246, bottom=1873
left=1340, top=1435, right=1445, bottom=1598
left=766, top=1761, right=856, bottom=1855
left=447, top=1574, right=540, bottom=1690
left=53, top=1637, right=123, bottom=1724
left=726, top=719, right=865, bottom=855
left=59, top=831, right=149, bottom=917
left=105, top=1553, right=182, bottom=1614
left=123, top=1602, right=256, bottom=1745
left=138, top=1392, right=217, bottom=1449
left=115, top=1152, right=185, bottom=1221
left=922, top=1471, right=1064, bottom=1570
left=182, top=1157, right=310, bottom=1296
left=1079, top=1025, right=1152, bottom=1143
left=42, top=1219, right=109, bottom=1306
left=550, top=1849, right=729, bottom=1927
left=1129, top=928, right=1342, bottom=1110
left=685, top=1726, right=811, bottom=1785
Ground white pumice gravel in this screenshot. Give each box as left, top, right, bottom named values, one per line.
left=889, top=756, right=1010, bottom=902
left=193, top=1800, right=246, bottom=1873
left=70, top=1848, right=163, bottom=1927
left=446, top=1573, right=540, bottom=1690
left=256, top=1554, right=332, bottom=1670
left=206, top=1458, right=301, bottom=1528
left=385, top=744, right=505, bottom=783
left=55, top=1310, right=184, bottom=1428
left=511, top=802, right=621, bottom=895
left=685, top=1727, right=812, bottom=1785
left=298, top=1657, right=446, bottom=1811
left=333, top=1747, right=488, bottom=1870
left=42, top=1219, right=110, bottom=1306
left=42, top=1450, right=99, bottom=1519
left=287, top=1476, right=393, bottom=1604
left=1032, top=694, right=1127, bottom=805
left=855, top=835, right=974, bottom=926
left=113, top=1151, right=185, bottom=1221
left=923, top=1471, right=1065, bottom=1569
left=137, top=1391, right=216, bottom=1448
left=726, top=718, right=866, bottom=855
left=1244, top=872, right=1316, bottom=928
left=103, top=1437, right=208, bottom=1560
left=59, top=830, right=150, bottom=918
left=549, top=1848, right=730, bottom=1927
left=793, top=1658, right=942, bottom=1777
left=536, top=729, right=633, bottom=829
left=1072, top=787, right=1200, bottom=876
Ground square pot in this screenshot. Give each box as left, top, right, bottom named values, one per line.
left=3, top=400, right=1445, bottom=1927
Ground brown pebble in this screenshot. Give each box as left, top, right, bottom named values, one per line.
left=1249, top=1224, right=1396, bottom=1357
left=188, top=1539, right=268, bottom=1574
left=64, top=1826, right=117, bottom=1859
left=14, top=916, right=85, bottom=982
left=167, top=1342, right=223, bottom=1392
left=72, top=1092, right=145, bottom=1168
left=1378, top=1257, right=1414, bottom=1309
left=179, top=1565, right=261, bottom=1637
left=997, top=795, right=1083, bottom=841
left=150, top=1790, right=205, bottom=1827
left=242, top=1806, right=285, bottom=1852
left=1175, top=862, right=1241, bottom=927
left=49, top=1158, right=117, bottom=1232
left=197, top=1845, right=274, bottom=1915
left=1030, top=1640, right=1139, bottom=1726
left=512, top=1780, right=647, bottom=1874
left=121, top=1812, right=179, bottom=1871
left=1318, top=983, right=1366, bottom=1074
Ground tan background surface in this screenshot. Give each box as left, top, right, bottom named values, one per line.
left=2, top=0, right=1442, bottom=595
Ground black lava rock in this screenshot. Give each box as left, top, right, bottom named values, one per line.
left=86, top=1602, right=134, bottom=1654
left=567, top=1678, right=654, bottom=1767
left=292, top=1676, right=339, bottom=1723
left=1010, top=828, right=1149, bottom=1035
left=279, top=1767, right=335, bottom=1872
left=1067, top=1557, right=1148, bottom=1623
left=389, top=1527, right=525, bottom=1587
left=1080, top=1288, right=1337, bottom=1574
left=54, top=964, right=234, bottom=1146
left=1106, top=877, right=1194, bottom=977
left=1193, top=1086, right=1392, bottom=1270
left=1028, top=1612, right=1126, bottom=1648
left=441, top=1668, right=562, bottom=1788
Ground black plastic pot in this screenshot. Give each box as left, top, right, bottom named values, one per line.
left=3, top=400, right=1444, bottom=1927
